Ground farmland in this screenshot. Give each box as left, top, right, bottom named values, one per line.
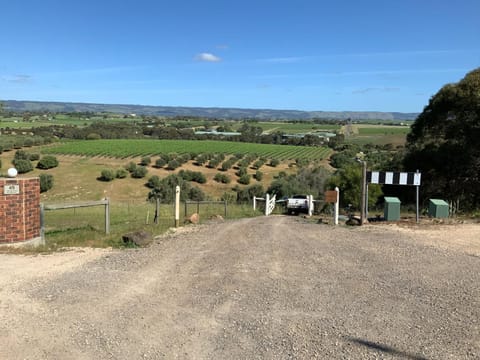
left=42, top=139, right=332, bottom=161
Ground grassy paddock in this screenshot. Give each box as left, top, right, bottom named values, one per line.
left=35, top=201, right=263, bottom=251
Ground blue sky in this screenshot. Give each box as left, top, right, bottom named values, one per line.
left=1, top=0, right=479, bottom=113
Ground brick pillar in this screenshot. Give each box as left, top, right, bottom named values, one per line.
left=0, top=177, right=41, bottom=244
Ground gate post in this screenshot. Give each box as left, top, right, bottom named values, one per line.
left=265, top=194, right=270, bottom=216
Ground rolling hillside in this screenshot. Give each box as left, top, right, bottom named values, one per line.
left=2, top=100, right=418, bottom=121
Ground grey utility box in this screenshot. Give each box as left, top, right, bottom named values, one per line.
left=428, top=199, right=449, bottom=218
left=384, top=197, right=401, bottom=221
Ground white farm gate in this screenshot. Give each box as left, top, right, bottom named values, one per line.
left=253, top=193, right=277, bottom=216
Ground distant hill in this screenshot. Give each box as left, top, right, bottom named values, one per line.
left=2, top=100, right=418, bottom=121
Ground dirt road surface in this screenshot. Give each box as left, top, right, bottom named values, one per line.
left=1, top=216, right=479, bottom=359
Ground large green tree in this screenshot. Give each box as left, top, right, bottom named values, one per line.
left=404, top=68, right=480, bottom=209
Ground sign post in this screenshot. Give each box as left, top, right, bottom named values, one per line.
left=367, top=170, right=422, bottom=223
left=325, top=189, right=340, bottom=225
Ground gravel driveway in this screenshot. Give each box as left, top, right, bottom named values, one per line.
left=1, top=216, right=479, bottom=359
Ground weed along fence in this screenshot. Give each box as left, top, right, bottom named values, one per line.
left=40, top=199, right=178, bottom=242
left=184, top=200, right=228, bottom=218
left=41, top=199, right=111, bottom=240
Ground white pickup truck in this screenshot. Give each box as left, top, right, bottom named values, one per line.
left=286, top=195, right=309, bottom=215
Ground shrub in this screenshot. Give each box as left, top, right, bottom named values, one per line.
left=37, top=155, right=59, bottom=169
left=238, top=174, right=251, bottom=185
left=140, top=156, right=151, bottom=166
left=269, top=158, right=280, bottom=167
left=13, top=159, right=33, bottom=174
left=99, top=169, right=115, bottom=181
left=146, top=175, right=161, bottom=188
left=255, top=170, right=263, bottom=181
left=188, top=187, right=206, bottom=201
left=214, top=173, right=231, bottom=184
left=125, top=161, right=137, bottom=173
left=179, top=170, right=206, bottom=184
left=29, top=153, right=40, bottom=161
left=132, top=166, right=148, bottom=178
left=116, top=168, right=128, bottom=178
left=236, top=184, right=264, bottom=203
left=236, top=166, right=248, bottom=177
left=39, top=174, right=54, bottom=193
left=86, top=133, right=101, bottom=140
left=154, top=158, right=166, bottom=168
left=14, top=150, right=30, bottom=160
left=253, top=160, right=265, bottom=170
left=167, top=159, right=180, bottom=170
left=221, top=159, right=235, bottom=171
left=207, top=158, right=220, bottom=169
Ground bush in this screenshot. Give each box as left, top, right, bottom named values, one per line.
left=37, top=156, right=59, bottom=169
left=188, top=187, right=206, bottom=201
left=253, top=160, right=265, bottom=170
left=29, top=153, right=40, bottom=161
left=86, top=133, right=101, bottom=140
left=269, top=158, right=280, bottom=167
left=125, top=161, right=137, bottom=173
left=207, top=158, right=220, bottom=169
left=236, top=184, right=264, bottom=203
left=99, top=169, right=115, bottom=181
left=238, top=174, right=251, bottom=185
left=39, top=174, right=54, bottom=193
left=131, top=166, right=148, bottom=178
left=167, top=159, right=180, bottom=170
left=146, top=175, right=161, bottom=188
left=255, top=170, right=263, bottom=181
left=221, top=159, right=234, bottom=171
left=14, top=150, right=30, bottom=160
left=178, top=170, right=207, bottom=184
left=214, top=173, right=231, bottom=184
left=116, top=168, right=128, bottom=178
left=153, top=158, right=166, bottom=168
left=140, top=156, right=151, bottom=166
left=236, top=166, right=248, bottom=177
left=13, top=159, right=33, bottom=174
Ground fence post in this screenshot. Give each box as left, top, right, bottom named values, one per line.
left=253, top=196, right=257, bottom=211
left=334, top=187, right=340, bottom=225
left=40, top=203, right=45, bottom=245
left=104, top=198, right=110, bottom=234
left=154, top=198, right=160, bottom=224
left=308, top=195, right=314, bottom=216
left=175, top=186, right=180, bottom=227
left=224, top=200, right=227, bottom=218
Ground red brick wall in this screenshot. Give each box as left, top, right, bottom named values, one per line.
left=0, top=178, right=40, bottom=243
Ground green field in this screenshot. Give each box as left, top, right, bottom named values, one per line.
left=42, top=139, right=332, bottom=161
left=357, top=126, right=410, bottom=135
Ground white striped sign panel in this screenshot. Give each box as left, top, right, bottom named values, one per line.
left=367, top=171, right=421, bottom=186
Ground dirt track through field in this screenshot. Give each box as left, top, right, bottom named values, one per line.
left=1, top=216, right=479, bottom=359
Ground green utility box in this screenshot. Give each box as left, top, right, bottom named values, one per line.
left=428, top=199, right=449, bottom=218
left=384, top=197, right=401, bottom=221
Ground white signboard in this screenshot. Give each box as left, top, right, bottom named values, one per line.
left=4, top=184, right=20, bottom=195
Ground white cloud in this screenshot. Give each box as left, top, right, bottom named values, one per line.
left=195, top=53, right=221, bottom=62
left=1, top=74, right=32, bottom=83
